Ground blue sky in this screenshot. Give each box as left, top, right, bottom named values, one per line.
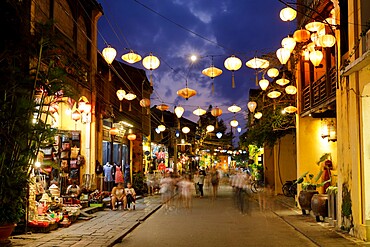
left=97, top=0, right=296, bottom=133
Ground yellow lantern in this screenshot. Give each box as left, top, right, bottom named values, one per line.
left=247, top=101, right=257, bottom=112
left=206, top=125, right=215, bottom=133
left=307, top=42, right=316, bottom=52
left=293, top=29, right=311, bottom=43
left=177, top=87, right=197, bottom=100
left=267, top=68, right=279, bottom=78
left=125, top=92, right=136, bottom=111
left=142, top=53, right=160, bottom=86
left=254, top=112, right=263, bottom=119
left=305, top=21, right=325, bottom=32
left=276, top=78, right=290, bottom=86
left=319, top=34, right=336, bottom=47
left=285, top=85, right=297, bottom=95
left=121, top=50, right=142, bottom=64
left=202, top=65, right=223, bottom=93
left=230, top=119, right=239, bottom=128
left=281, top=36, right=296, bottom=52
left=193, top=107, right=206, bottom=116
left=182, top=126, right=190, bottom=134
left=228, top=104, right=241, bottom=113
left=174, top=106, right=185, bottom=118
left=127, top=133, right=137, bottom=141
left=309, top=50, right=323, bottom=67
left=259, top=79, right=269, bottom=90
left=284, top=106, right=297, bottom=113
left=267, top=90, right=281, bottom=99
left=102, top=46, right=117, bottom=64
left=116, top=89, right=126, bottom=112
left=246, top=57, right=269, bottom=69
left=224, top=55, right=242, bottom=88
left=276, top=48, right=291, bottom=65
left=279, top=7, right=297, bottom=21
left=158, top=124, right=166, bottom=132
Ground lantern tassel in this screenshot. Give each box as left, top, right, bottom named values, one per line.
left=129, top=102, right=132, bottom=111
left=161, top=113, right=164, bottom=123
left=146, top=108, right=150, bottom=115
left=119, top=102, right=123, bottom=112
left=109, top=68, right=112, bottom=82
left=150, top=73, right=153, bottom=87
left=232, top=73, right=235, bottom=89
left=216, top=121, right=218, bottom=129
left=212, top=82, right=214, bottom=94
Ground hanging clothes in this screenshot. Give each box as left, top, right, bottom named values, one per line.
left=115, top=165, right=124, bottom=184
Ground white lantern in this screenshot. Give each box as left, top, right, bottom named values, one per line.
left=285, top=85, right=297, bottom=95
left=182, top=126, right=190, bottom=134
left=281, top=36, right=296, bottom=52
left=174, top=106, right=185, bottom=118
left=216, top=132, right=222, bottom=139
left=230, top=119, right=239, bottom=128
left=259, top=79, right=270, bottom=90
left=206, top=125, right=215, bottom=133
left=254, top=112, right=263, bottom=119
left=276, top=48, right=291, bottom=65
left=267, top=68, right=279, bottom=78
left=158, top=124, right=166, bottom=132
left=280, top=7, right=297, bottom=21
left=309, top=50, right=323, bottom=67
left=102, top=46, right=117, bottom=64
left=276, top=78, right=290, bottom=86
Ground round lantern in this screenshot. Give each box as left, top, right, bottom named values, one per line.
left=211, top=107, right=223, bottom=117
left=285, top=85, right=297, bottom=95
left=247, top=101, right=257, bottom=112
left=305, top=21, right=325, bottom=32
left=228, top=104, right=241, bottom=113
left=102, top=46, right=117, bottom=64
left=142, top=53, right=160, bottom=70
left=319, top=34, right=336, bottom=47
left=293, top=29, right=311, bottom=43
left=267, top=68, right=279, bottom=78
left=116, top=89, right=126, bottom=101
left=224, top=55, right=242, bottom=88
left=267, top=90, right=281, bottom=99
left=276, top=47, right=291, bottom=65
left=158, top=124, right=166, bottom=132
left=281, top=36, right=296, bottom=52
left=276, top=78, right=290, bottom=86
left=71, top=110, right=81, bottom=121
left=121, top=50, right=142, bottom=64
left=254, top=112, right=263, bottom=119
left=140, top=98, right=150, bottom=108
left=182, top=126, right=190, bottom=134
left=259, top=79, right=270, bottom=90
left=230, top=119, right=239, bottom=128
left=206, top=125, right=215, bottom=133
left=127, top=133, right=137, bottom=141
left=309, top=50, right=323, bottom=67
left=280, top=7, right=297, bottom=21
left=174, top=106, right=185, bottom=118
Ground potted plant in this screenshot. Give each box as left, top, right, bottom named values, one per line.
left=297, top=171, right=319, bottom=215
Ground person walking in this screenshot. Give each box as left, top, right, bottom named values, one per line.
left=210, top=166, right=220, bottom=200
left=198, top=169, right=205, bottom=198
left=193, top=171, right=200, bottom=197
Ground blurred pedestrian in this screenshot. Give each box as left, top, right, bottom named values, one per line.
left=210, top=166, right=220, bottom=200
left=198, top=169, right=206, bottom=198
left=193, top=171, right=200, bottom=197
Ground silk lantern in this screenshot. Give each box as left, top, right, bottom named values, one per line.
left=224, top=55, right=242, bottom=88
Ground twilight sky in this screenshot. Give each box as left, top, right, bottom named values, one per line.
left=97, top=0, right=296, bottom=133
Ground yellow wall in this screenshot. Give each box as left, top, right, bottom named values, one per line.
left=296, top=116, right=337, bottom=195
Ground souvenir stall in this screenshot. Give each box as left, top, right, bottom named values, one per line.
left=151, top=143, right=168, bottom=172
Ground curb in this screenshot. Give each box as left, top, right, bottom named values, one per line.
left=137, top=204, right=163, bottom=222
left=108, top=221, right=141, bottom=247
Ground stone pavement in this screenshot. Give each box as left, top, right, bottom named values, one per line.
left=9, top=196, right=162, bottom=247
left=8, top=189, right=370, bottom=247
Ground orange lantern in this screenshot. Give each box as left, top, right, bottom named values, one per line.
left=211, top=107, right=223, bottom=117
left=293, top=29, right=311, bottom=43
left=127, top=133, right=137, bottom=141
left=247, top=101, right=257, bottom=112
left=109, top=127, right=119, bottom=137
left=224, top=55, right=242, bottom=88
left=140, top=98, right=151, bottom=114
left=202, top=65, right=223, bottom=93
left=177, top=87, right=197, bottom=100
left=157, top=104, right=169, bottom=122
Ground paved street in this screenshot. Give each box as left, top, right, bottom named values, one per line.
left=9, top=185, right=367, bottom=247
left=116, top=185, right=362, bottom=247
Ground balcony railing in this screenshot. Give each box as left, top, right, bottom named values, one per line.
left=301, top=67, right=336, bottom=114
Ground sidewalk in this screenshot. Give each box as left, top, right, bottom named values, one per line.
left=9, top=195, right=162, bottom=247
left=272, top=194, right=368, bottom=246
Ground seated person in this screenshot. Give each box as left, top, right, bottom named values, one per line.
left=111, top=182, right=127, bottom=210
left=125, top=182, right=136, bottom=210
left=66, top=181, right=81, bottom=197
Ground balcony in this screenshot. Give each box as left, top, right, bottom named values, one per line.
left=301, top=67, right=336, bottom=116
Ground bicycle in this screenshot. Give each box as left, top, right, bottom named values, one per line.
left=250, top=180, right=264, bottom=193
left=282, top=180, right=297, bottom=197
